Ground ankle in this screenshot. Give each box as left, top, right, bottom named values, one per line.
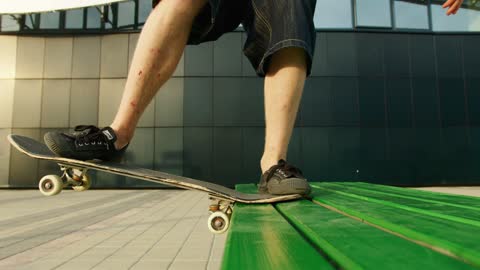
left=261, top=155, right=285, bottom=173
left=109, top=125, right=133, bottom=149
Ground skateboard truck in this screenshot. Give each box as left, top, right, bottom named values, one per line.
left=38, top=164, right=92, bottom=196
left=207, top=197, right=233, bottom=234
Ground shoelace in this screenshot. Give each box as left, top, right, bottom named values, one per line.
left=265, top=160, right=303, bottom=181
left=73, top=126, right=108, bottom=147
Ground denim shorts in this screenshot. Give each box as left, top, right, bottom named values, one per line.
left=188, top=0, right=317, bottom=76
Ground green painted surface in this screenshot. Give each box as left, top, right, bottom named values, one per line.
left=221, top=185, right=333, bottom=270
left=321, top=182, right=480, bottom=223
left=339, top=182, right=480, bottom=208
left=236, top=184, right=475, bottom=270
left=311, top=183, right=480, bottom=267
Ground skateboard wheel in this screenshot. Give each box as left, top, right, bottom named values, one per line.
left=72, top=174, right=91, bottom=192
left=39, top=175, right=63, bottom=196
left=207, top=211, right=230, bottom=234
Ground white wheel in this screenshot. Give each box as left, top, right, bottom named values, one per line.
left=72, top=174, right=91, bottom=192
left=207, top=211, right=230, bottom=234
left=38, top=175, right=63, bottom=196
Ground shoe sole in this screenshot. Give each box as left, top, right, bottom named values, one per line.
left=268, top=178, right=311, bottom=195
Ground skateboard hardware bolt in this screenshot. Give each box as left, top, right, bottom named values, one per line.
left=209, top=204, right=219, bottom=212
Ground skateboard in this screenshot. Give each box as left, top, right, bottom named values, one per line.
left=8, top=135, right=302, bottom=234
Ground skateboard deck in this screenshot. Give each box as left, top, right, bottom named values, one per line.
left=8, top=135, right=302, bottom=233
left=0, top=0, right=128, bottom=15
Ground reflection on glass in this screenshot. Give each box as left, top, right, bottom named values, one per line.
left=139, top=0, right=152, bottom=24
left=118, top=1, right=135, bottom=27
left=394, top=0, right=429, bottom=29
left=24, top=14, right=37, bottom=29
left=314, top=0, right=353, bottom=28
left=66, top=9, right=83, bottom=29
left=40, top=12, right=59, bottom=29
left=1, top=15, right=21, bottom=31
left=431, top=0, right=480, bottom=31
left=86, top=7, right=101, bottom=28
left=356, top=0, right=392, bottom=27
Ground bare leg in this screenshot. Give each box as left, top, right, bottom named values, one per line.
left=260, top=48, right=307, bottom=173
left=110, top=0, right=208, bottom=149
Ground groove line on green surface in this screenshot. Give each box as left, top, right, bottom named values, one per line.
left=325, top=183, right=480, bottom=211
left=309, top=199, right=466, bottom=264
left=272, top=202, right=353, bottom=270
left=273, top=202, right=364, bottom=270
left=312, top=184, right=480, bottom=228
left=311, top=194, right=480, bottom=268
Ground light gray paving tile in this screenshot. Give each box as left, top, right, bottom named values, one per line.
left=12, top=80, right=42, bottom=128
left=169, top=260, right=208, bottom=270
left=101, top=34, right=129, bottom=78
left=69, top=79, right=99, bottom=127
left=155, top=78, right=184, bottom=127
left=131, top=260, right=172, bottom=270
left=0, top=80, right=15, bottom=128
left=207, top=260, right=222, bottom=270
left=72, top=36, right=101, bottom=78
left=15, top=37, right=45, bottom=79
left=0, top=36, right=17, bottom=79
left=41, top=80, right=71, bottom=128
left=43, top=37, right=73, bottom=78
left=98, top=79, right=126, bottom=127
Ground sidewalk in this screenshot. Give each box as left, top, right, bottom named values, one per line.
left=0, top=190, right=225, bottom=270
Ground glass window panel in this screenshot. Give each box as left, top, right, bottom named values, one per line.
left=394, top=0, right=429, bottom=29
left=356, top=0, right=392, bottom=27
left=139, top=0, right=152, bottom=24
left=25, top=14, right=37, bottom=29
left=314, top=0, right=353, bottom=28
left=40, top=11, right=60, bottom=29
left=118, top=1, right=135, bottom=27
left=86, top=7, right=101, bottom=28
left=66, top=9, right=83, bottom=29
left=1, top=15, right=21, bottom=31
left=104, top=6, right=114, bottom=29
left=431, top=0, right=480, bottom=31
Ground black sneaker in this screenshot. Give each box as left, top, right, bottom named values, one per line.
left=44, top=125, right=128, bottom=161
left=258, top=159, right=311, bottom=195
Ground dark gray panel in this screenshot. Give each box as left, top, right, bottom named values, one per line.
left=463, top=35, right=480, bottom=78
left=325, top=33, right=357, bottom=76
left=387, top=128, right=416, bottom=185
left=183, top=127, right=213, bottom=181
left=384, top=34, right=410, bottom=77
left=410, top=35, right=435, bottom=77
left=438, top=78, right=466, bottom=127
left=358, top=78, right=386, bottom=127
left=183, top=77, right=213, bottom=126
left=310, top=33, right=328, bottom=76
left=386, top=78, right=413, bottom=128
left=287, top=127, right=303, bottom=169
left=242, top=127, right=264, bottom=182
left=214, top=33, right=242, bottom=76
left=331, top=77, right=359, bottom=126
left=356, top=33, right=384, bottom=77
left=301, top=127, right=330, bottom=181
left=412, top=78, right=440, bottom=128
left=240, top=78, right=265, bottom=126
left=435, top=36, right=463, bottom=78
left=359, top=128, right=387, bottom=183
left=466, top=78, right=480, bottom=125
left=442, top=127, right=469, bottom=183
left=328, top=127, right=361, bottom=181
left=212, top=127, right=243, bottom=187
left=185, top=42, right=213, bottom=76
left=413, top=128, right=444, bottom=185
left=468, top=128, right=480, bottom=183
left=125, top=128, right=155, bottom=187
left=300, top=77, right=332, bottom=126
left=154, top=128, right=183, bottom=176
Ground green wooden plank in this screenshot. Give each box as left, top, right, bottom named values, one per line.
left=320, top=182, right=480, bottom=224
left=339, top=182, right=480, bottom=208
left=221, top=185, right=333, bottom=270
left=236, top=184, right=475, bottom=270
left=311, top=183, right=480, bottom=268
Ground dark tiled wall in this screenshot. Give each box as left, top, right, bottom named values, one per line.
left=6, top=31, right=480, bottom=188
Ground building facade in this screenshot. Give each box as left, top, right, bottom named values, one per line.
left=0, top=0, right=479, bottom=188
